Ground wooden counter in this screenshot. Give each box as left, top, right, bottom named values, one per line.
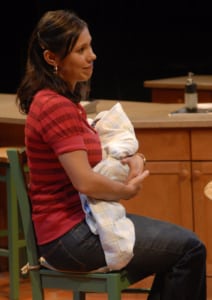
left=93, top=100, right=212, bottom=128
left=0, top=94, right=212, bottom=277
left=143, top=75, right=212, bottom=103
left=0, top=94, right=25, bottom=125
left=0, top=94, right=25, bottom=147
left=1, top=93, right=212, bottom=129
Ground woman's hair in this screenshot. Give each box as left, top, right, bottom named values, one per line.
left=17, top=9, right=88, bottom=114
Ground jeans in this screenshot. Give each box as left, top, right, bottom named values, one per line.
left=39, top=214, right=206, bottom=300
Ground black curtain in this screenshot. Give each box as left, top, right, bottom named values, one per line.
left=1, top=0, right=212, bottom=101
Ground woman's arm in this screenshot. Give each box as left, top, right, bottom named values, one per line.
left=59, top=150, right=149, bottom=201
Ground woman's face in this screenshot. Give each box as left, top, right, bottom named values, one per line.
left=57, top=27, right=96, bottom=91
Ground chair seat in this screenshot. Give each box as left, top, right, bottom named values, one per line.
left=40, top=268, right=130, bottom=291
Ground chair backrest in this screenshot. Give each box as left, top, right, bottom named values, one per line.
left=7, top=148, right=40, bottom=270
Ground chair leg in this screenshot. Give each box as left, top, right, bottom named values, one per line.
left=30, top=272, right=44, bottom=300
left=107, top=289, right=121, bottom=300
left=7, top=167, right=20, bottom=300
left=73, top=291, right=86, bottom=300
left=8, top=252, right=19, bottom=300
left=107, top=276, right=122, bottom=300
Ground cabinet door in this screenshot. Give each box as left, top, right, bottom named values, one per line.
left=121, top=161, right=193, bottom=230
left=192, top=161, right=212, bottom=276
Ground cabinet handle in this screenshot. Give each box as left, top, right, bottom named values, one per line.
left=193, top=170, right=201, bottom=179
left=180, top=169, right=189, bottom=179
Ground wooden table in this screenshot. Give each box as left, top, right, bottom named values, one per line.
left=144, top=75, right=212, bottom=103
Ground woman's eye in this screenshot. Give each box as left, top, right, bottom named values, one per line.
left=77, top=47, right=85, bottom=54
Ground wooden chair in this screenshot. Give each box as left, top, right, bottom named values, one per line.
left=7, top=148, right=150, bottom=300
left=0, top=147, right=26, bottom=300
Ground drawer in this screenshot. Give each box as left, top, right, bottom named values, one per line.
left=151, top=89, right=212, bottom=103
left=191, top=129, right=212, bottom=160
left=135, top=128, right=190, bottom=161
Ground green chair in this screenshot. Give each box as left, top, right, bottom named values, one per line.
left=0, top=147, right=26, bottom=300
left=7, top=148, right=150, bottom=300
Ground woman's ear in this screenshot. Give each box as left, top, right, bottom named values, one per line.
left=43, top=50, right=57, bottom=67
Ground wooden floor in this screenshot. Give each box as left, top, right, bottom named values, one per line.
left=0, top=271, right=212, bottom=299
left=0, top=271, right=149, bottom=300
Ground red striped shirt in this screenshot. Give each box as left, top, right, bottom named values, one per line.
left=25, top=89, right=102, bottom=245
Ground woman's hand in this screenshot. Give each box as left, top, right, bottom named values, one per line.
left=121, top=153, right=148, bottom=182
left=123, top=168, right=150, bottom=199
left=59, top=150, right=149, bottom=201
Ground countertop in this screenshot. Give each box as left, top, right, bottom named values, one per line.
left=143, top=75, right=212, bottom=90
left=0, top=93, right=212, bottom=129
left=93, top=100, right=212, bottom=128
left=0, top=94, right=25, bottom=124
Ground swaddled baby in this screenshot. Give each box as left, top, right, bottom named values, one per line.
left=80, top=102, right=139, bottom=271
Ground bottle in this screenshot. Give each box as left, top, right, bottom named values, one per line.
left=184, top=72, right=198, bottom=112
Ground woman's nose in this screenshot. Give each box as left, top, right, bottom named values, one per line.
left=91, top=51, right=97, bottom=61
left=89, top=47, right=97, bottom=61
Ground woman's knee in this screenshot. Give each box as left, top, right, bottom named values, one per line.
left=184, top=235, right=207, bottom=266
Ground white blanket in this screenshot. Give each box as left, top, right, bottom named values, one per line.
left=80, top=102, right=138, bottom=270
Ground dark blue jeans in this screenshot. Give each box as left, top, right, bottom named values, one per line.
left=39, top=214, right=206, bottom=300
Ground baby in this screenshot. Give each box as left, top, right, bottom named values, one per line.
left=80, top=102, right=139, bottom=270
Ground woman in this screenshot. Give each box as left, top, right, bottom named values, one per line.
left=16, top=9, right=206, bottom=300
